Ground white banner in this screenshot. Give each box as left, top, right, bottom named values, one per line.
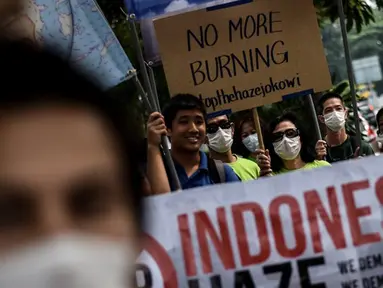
left=136, top=156, right=383, bottom=288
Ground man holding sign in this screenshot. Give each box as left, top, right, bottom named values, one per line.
left=146, top=94, right=239, bottom=193
left=316, top=93, right=374, bottom=162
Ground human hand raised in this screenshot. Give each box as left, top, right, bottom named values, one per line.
left=257, top=149, right=273, bottom=177
left=315, top=140, right=327, bottom=160
left=147, top=112, right=167, bottom=147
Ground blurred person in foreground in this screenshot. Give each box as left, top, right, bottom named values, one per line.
left=0, top=40, right=144, bottom=288
left=376, top=108, right=383, bottom=154
left=315, top=92, right=374, bottom=162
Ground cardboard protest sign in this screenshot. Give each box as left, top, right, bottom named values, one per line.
left=136, top=156, right=383, bottom=287
left=154, top=0, right=332, bottom=113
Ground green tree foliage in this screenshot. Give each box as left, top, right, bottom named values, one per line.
left=348, top=10, right=383, bottom=92
left=315, top=0, right=375, bottom=33
left=97, top=0, right=171, bottom=112
left=322, top=9, right=383, bottom=92
left=321, top=22, right=346, bottom=84
left=95, top=0, right=148, bottom=127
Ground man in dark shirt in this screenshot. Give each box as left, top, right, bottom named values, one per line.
left=315, top=92, right=374, bottom=163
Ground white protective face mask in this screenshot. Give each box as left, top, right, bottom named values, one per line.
left=324, top=111, right=346, bottom=132
left=207, top=128, right=233, bottom=153
left=273, top=135, right=301, bottom=160
left=242, top=134, right=259, bottom=153
left=0, top=234, right=135, bottom=288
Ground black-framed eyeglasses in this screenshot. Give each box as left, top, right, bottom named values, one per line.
left=207, top=121, right=232, bottom=134
left=271, top=128, right=300, bottom=143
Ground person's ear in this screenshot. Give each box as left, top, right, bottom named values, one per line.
left=230, top=123, right=235, bottom=137
left=345, top=108, right=349, bottom=119
left=318, top=115, right=325, bottom=124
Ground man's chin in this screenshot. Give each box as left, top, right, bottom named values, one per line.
left=183, top=143, right=201, bottom=153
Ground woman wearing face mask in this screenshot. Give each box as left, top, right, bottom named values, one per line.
left=260, top=112, right=331, bottom=174
left=234, top=117, right=262, bottom=163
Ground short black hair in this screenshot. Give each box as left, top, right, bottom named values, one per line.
left=162, top=93, right=207, bottom=128
left=266, top=111, right=316, bottom=172
left=0, top=39, right=144, bottom=226
left=317, top=92, right=344, bottom=113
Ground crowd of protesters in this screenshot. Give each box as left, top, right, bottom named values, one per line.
left=146, top=92, right=380, bottom=194
left=0, top=1, right=382, bottom=287
left=0, top=39, right=381, bottom=288
left=0, top=2, right=381, bottom=284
